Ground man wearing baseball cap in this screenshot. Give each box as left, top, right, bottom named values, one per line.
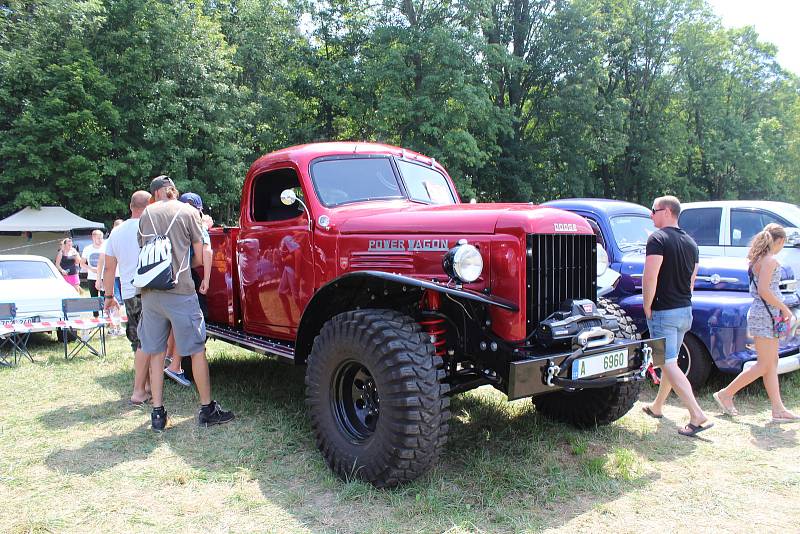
left=163, top=192, right=213, bottom=386
left=138, top=176, right=234, bottom=431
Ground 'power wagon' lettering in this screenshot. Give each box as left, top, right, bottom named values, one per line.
left=368, top=239, right=450, bottom=252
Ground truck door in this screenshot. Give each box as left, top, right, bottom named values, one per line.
left=238, top=167, right=314, bottom=338
left=678, top=207, right=725, bottom=256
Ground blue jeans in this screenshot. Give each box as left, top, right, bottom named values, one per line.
left=647, top=306, right=692, bottom=362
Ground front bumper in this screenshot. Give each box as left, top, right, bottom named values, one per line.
left=507, top=337, right=666, bottom=400
left=743, top=353, right=800, bottom=375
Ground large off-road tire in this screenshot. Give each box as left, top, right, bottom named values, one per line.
left=677, top=333, right=712, bottom=389
left=532, top=298, right=642, bottom=428
left=598, top=297, right=640, bottom=341
left=305, top=309, right=450, bottom=488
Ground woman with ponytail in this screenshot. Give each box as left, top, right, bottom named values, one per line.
left=713, top=224, right=799, bottom=423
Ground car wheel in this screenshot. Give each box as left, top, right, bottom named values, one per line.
left=305, top=309, right=450, bottom=488
left=677, top=333, right=713, bottom=389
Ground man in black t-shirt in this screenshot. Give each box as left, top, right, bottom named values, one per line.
left=641, top=195, right=713, bottom=437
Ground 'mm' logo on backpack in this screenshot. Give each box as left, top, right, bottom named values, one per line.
left=132, top=207, right=189, bottom=290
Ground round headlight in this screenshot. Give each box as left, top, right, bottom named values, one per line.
left=442, top=242, right=483, bottom=283
left=597, top=243, right=609, bottom=276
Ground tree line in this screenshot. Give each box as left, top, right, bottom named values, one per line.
left=1, top=0, right=799, bottom=225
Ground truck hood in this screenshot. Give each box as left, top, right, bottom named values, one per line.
left=614, top=252, right=788, bottom=292
left=335, top=202, right=593, bottom=236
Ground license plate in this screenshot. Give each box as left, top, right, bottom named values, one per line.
left=571, top=349, right=628, bottom=380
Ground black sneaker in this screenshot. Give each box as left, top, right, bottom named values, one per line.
left=151, top=406, right=167, bottom=432
left=198, top=401, right=235, bottom=427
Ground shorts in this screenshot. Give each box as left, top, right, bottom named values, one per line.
left=138, top=291, right=206, bottom=356
left=123, top=295, right=142, bottom=353
left=63, top=273, right=79, bottom=286
left=647, top=306, right=692, bottom=363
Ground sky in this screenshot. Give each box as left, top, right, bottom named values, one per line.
left=706, top=0, right=800, bottom=75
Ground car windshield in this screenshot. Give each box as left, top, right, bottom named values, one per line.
left=610, top=215, right=655, bottom=250
left=396, top=160, right=456, bottom=205
left=310, top=156, right=458, bottom=207
left=0, top=260, right=56, bottom=280
left=311, top=157, right=405, bottom=207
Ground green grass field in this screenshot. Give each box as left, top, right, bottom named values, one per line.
left=1, top=334, right=798, bottom=533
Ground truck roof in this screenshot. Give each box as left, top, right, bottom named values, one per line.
left=251, top=142, right=442, bottom=172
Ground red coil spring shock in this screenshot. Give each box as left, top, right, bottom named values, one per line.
left=419, top=290, right=447, bottom=357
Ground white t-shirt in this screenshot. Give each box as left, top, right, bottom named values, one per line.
left=104, top=218, right=141, bottom=300
left=82, top=242, right=106, bottom=281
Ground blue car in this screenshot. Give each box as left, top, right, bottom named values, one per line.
left=544, top=198, right=800, bottom=388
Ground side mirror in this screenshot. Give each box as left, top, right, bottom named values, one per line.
left=785, top=227, right=800, bottom=247
left=280, top=189, right=297, bottom=206
left=279, top=188, right=312, bottom=231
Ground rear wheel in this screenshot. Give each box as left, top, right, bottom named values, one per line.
left=533, top=299, right=642, bottom=427
left=305, top=309, right=450, bottom=488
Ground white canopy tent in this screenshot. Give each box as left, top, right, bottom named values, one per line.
left=0, top=206, right=104, bottom=232
left=0, top=207, right=105, bottom=257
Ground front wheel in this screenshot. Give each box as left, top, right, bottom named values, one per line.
left=305, top=309, right=450, bottom=488
left=677, top=334, right=712, bottom=389
left=533, top=299, right=642, bottom=427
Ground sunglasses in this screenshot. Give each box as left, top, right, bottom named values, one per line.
left=651, top=207, right=666, bottom=214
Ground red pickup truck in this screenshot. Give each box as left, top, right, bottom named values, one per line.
left=204, top=142, right=664, bottom=487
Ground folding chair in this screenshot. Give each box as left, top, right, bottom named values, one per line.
left=0, top=302, right=32, bottom=365
left=61, top=297, right=106, bottom=360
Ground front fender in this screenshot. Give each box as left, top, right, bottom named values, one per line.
left=295, top=271, right=518, bottom=364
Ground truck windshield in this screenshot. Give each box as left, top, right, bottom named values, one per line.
left=396, top=160, right=456, bottom=205
left=311, top=157, right=404, bottom=207
left=610, top=215, right=655, bottom=250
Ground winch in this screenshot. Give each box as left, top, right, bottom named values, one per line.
left=535, top=299, right=620, bottom=349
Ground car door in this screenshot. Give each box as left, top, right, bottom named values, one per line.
left=678, top=207, right=725, bottom=256
left=727, top=207, right=798, bottom=275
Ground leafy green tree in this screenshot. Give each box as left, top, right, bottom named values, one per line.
left=0, top=0, right=117, bottom=219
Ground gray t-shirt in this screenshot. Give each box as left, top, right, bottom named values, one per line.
left=138, top=200, right=203, bottom=295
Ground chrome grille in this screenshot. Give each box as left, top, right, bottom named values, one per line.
left=526, top=234, right=597, bottom=335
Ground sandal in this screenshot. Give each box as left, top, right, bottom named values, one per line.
left=678, top=421, right=714, bottom=437
left=771, top=412, right=800, bottom=424
left=129, top=395, right=152, bottom=407
left=713, top=392, right=738, bottom=416
left=642, top=406, right=663, bottom=419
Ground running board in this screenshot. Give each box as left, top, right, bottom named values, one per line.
left=206, top=323, right=295, bottom=364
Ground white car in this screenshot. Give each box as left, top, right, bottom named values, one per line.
left=0, top=254, right=79, bottom=322
left=679, top=201, right=800, bottom=278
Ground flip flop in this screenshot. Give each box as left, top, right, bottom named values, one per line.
left=713, top=392, right=738, bottom=416
left=678, top=422, right=714, bottom=437
left=129, top=396, right=152, bottom=407
left=642, top=406, right=663, bottom=419
left=771, top=414, right=800, bottom=424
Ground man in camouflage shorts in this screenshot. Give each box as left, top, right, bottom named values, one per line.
left=103, top=190, right=152, bottom=405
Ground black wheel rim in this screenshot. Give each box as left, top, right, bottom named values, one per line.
left=678, top=342, right=691, bottom=376
left=332, top=360, right=379, bottom=442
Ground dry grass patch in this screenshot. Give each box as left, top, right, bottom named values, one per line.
left=1, top=333, right=799, bottom=532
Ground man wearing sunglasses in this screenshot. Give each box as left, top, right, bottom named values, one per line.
left=641, top=195, right=713, bottom=437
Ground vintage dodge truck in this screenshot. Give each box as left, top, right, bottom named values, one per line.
left=204, top=142, right=664, bottom=487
